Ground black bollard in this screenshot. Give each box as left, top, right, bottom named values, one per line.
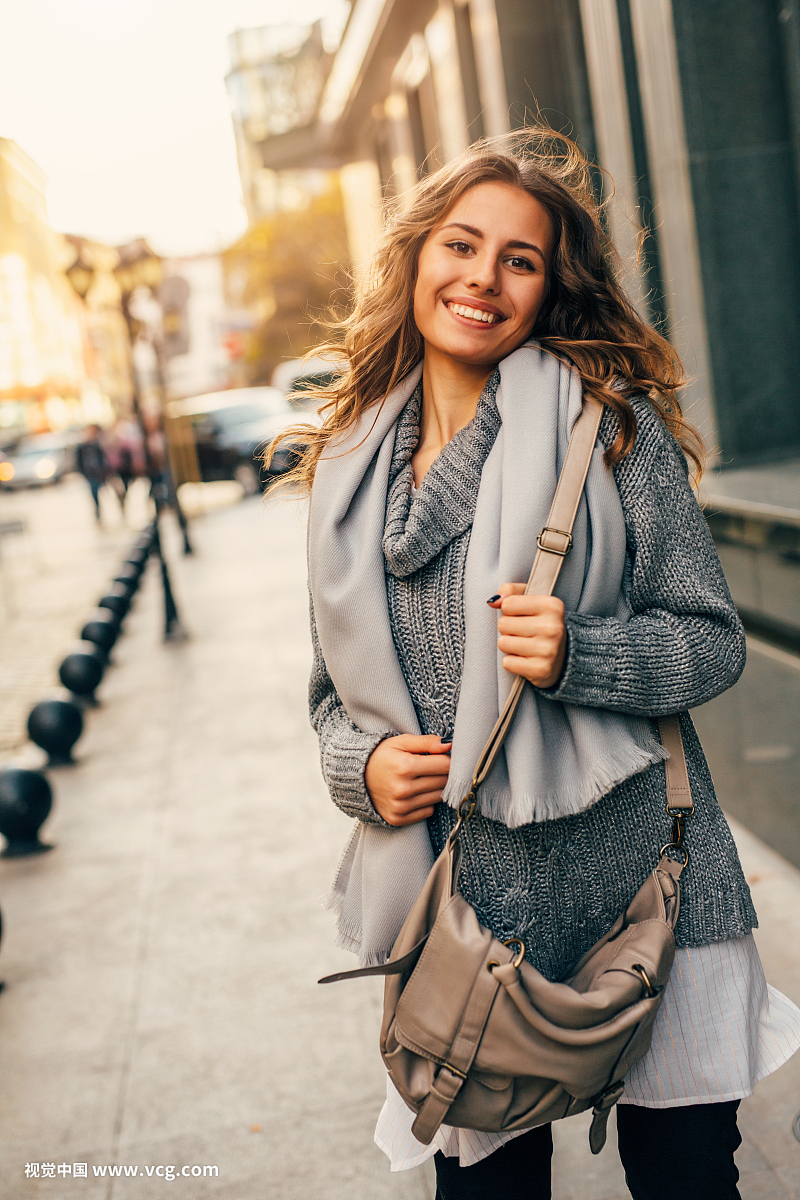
left=81, top=609, right=119, bottom=654
left=115, top=563, right=143, bottom=589
left=134, top=523, right=157, bottom=552
left=151, top=523, right=186, bottom=640
left=98, top=583, right=131, bottom=620
left=127, top=544, right=150, bottom=566
left=59, top=642, right=106, bottom=704
left=27, top=696, right=83, bottom=765
left=111, top=576, right=137, bottom=604
left=0, top=768, right=54, bottom=857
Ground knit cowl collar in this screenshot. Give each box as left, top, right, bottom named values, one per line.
left=382, top=372, right=501, bottom=579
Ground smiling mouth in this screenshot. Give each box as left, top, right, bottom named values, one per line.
left=446, top=301, right=504, bottom=325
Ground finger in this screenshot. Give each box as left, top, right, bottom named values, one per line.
left=389, top=733, right=437, bottom=752
left=487, top=581, right=525, bottom=607
left=386, top=790, right=443, bottom=825
left=416, top=733, right=453, bottom=752
left=496, top=614, right=565, bottom=638
left=403, top=774, right=450, bottom=798
left=406, top=753, right=452, bottom=777
left=398, top=788, right=445, bottom=810
left=497, top=634, right=560, bottom=658
left=501, top=654, right=552, bottom=682
left=391, top=805, right=437, bottom=826
left=393, top=733, right=453, bottom=756
left=500, top=593, right=565, bottom=617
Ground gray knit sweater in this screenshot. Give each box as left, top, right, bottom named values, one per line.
left=309, top=377, right=757, bottom=981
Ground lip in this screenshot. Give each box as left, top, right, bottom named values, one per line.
left=445, top=296, right=506, bottom=319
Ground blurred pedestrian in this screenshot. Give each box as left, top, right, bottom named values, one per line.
left=75, top=424, right=108, bottom=521
left=142, top=410, right=172, bottom=506
left=284, top=127, right=800, bottom=1199
left=105, top=418, right=146, bottom=515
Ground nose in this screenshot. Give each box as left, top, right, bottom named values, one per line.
left=464, top=250, right=500, bottom=295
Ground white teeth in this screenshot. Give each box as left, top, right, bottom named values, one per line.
left=448, top=303, right=499, bottom=324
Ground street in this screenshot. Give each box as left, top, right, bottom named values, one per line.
left=693, top=641, right=800, bottom=870
left=0, top=490, right=799, bottom=1198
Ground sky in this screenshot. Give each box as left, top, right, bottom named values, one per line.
left=0, top=0, right=346, bottom=256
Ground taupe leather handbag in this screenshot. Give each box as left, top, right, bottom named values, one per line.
left=320, top=396, right=694, bottom=1154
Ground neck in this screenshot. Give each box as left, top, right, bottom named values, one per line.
left=420, top=346, right=495, bottom=448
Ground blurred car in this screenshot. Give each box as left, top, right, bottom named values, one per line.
left=167, top=387, right=318, bottom=493
left=0, top=433, right=78, bottom=490
left=271, top=356, right=342, bottom=411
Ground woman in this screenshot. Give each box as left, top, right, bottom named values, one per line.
left=285, top=130, right=800, bottom=1199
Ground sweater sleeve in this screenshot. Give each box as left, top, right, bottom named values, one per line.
left=308, top=595, right=393, bottom=825
left=541, top=398, right=746, bottom=717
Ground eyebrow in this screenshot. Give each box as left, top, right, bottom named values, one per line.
left=441, top=222, right=547, bottom=265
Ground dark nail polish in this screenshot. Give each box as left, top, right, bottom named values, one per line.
left=487, top=594, right=501, bottom=604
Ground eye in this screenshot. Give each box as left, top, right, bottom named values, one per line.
left=445, top=240, right=474, bottom=255
left=506, top=255, right=536, bottom=273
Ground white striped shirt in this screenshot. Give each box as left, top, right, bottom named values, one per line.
left=375, top=935, right=800, bottom=1170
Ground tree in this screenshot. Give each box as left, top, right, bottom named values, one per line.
left=223, top=182, right=350, bottom=384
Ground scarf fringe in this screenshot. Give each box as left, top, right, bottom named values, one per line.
left=321, top=884, right=390, bottom=967
left=321, top=884, right=344, bottom=917
left=443, top=740, right=669, bottom=827
left=321, top=741, right=670, bottom=967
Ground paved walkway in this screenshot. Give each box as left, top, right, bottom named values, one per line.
left=1, top=494, right=799, bottom=1198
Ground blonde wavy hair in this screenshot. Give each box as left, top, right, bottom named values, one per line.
left=272, top=126, right=703, bottom=490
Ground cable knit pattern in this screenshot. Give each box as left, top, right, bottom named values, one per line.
left=382, top=378, right=501, bottom=738
left=309, top=382, right=756, bottom=980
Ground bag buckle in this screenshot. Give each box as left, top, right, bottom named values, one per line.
left=440, top=1061, right=467, bottom=1081
left=502, top=937, right=526, bottom=968
left=457, top=790, right=476, bottom=821
left=537, top=527, right=573, bottom=556
left=630, top=963, right=658, bottom=998
left=659, top=802, right=692, bottom=868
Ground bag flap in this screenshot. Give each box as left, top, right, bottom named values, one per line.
left=393, top=894, right=500, bottom=1062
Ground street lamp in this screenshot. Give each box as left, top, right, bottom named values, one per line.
left=65, top=255, right=95, bottom=301
left=111, top=241, right=190, bottom=637
left=113, top=240, right=192, bottom=563
left=113, top=238, right=163, bottom=298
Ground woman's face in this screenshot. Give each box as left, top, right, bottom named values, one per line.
left=413, top=181, right=554, bottom=367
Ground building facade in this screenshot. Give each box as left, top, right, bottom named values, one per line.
left=0, top=140, right=132, bottom=437
left=0, top=140, right=85, bottom=436
left=226, top=22, right=334, bottom=224
left=64, top=234, right=134, bottom=422
left=161, top=254, right=249, bottom=400
left=257, top=0, right=800, bottom=470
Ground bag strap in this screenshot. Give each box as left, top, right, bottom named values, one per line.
left=456, top=396, right=693, bottom=840
left=459, top=395, right=604, bottom=806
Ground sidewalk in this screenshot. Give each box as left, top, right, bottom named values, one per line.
left=0, top=477, right=152, bottom=759
left=1, top=494, right=799, bottom=1199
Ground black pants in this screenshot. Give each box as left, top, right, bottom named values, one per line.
left=433, top=1101, right=741, bottom=1200
left=88, top=478, right=102, bottom=517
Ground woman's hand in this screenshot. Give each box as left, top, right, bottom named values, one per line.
left=488, top=585, right=567, bottom=688
left=365, top=734, right=452, bottom=826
